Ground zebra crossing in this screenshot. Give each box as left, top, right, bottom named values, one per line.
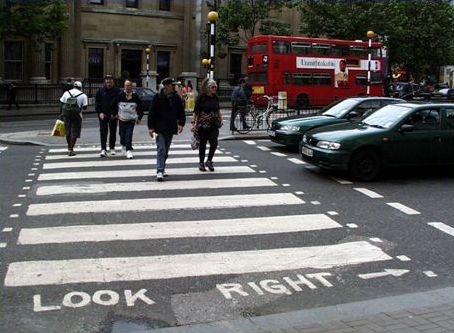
left=5, top=142, right=396, bottom=295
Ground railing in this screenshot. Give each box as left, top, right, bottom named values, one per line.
left=0, top=84, right=66, bottom=105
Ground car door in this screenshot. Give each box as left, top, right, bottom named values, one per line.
left=439, top=107, right=454, bottom=163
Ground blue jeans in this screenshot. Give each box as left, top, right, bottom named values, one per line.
left=119, top=120, right=135, bottom=151
left=156, top=133, right=173, bottom=173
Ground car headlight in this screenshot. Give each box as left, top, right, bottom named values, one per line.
left=316, top=140, right=341, bottom=150
left=280, top=125, right=300, bottom=132
left=302, top=135, right=307, bottom=143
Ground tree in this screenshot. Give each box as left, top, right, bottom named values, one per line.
left=296, top=0, right=454, bottom=81
left=0, top=0, right=68, bottom=47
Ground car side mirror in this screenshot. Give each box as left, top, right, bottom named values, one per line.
left=399, top=124, right=414, bottom=133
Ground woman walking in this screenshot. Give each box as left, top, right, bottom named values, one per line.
left=192, top=78, right=223, bottom=171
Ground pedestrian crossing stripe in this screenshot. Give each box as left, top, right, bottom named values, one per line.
left=26, top=193, right=304, bottom=216
left=37, top=166, right=256, bottom=181
left=0, top=146, right=7, bottom=152
left=42, top=156, right=237, bottom=170
left=47, top=144, right=191, bottom=153
left=4, top=241, right=392, bottom=287
left=17, top=214, right=342, bottom=245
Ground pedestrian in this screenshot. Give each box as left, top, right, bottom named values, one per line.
left=7, top=82, right=20, bottom=110
left=192, top=78, right=223, bottom=172
left=230, top=78, right=249, bottom=131
left=95, top=74, right=121, bottom=157
left=181, top=80, right=193, bottom=99
left=243, top=75, right=252, bottom=100
left=113, top=80, right=143, bottom=159
left=148, top=77, right=186, bottom=181
left=59, top=81, right=88, bottom=156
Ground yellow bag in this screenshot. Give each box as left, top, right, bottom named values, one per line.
left=51, top=119, right=66, bottom=137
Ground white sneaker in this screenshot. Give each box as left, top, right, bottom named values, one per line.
left=100, top=149, right=107, bottom=158
left=126, top=150, right=133, bottom=159
left=163, top=171, right=168, bottom=177
left=156, top=172, right=164, bottom=182
left=121, top=146, right=126, bottom=156
left=109, top=149, right=116, bottom=155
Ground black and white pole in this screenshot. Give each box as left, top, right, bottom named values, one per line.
left=207, top=11, right=219, bottom=80
left=366, top=30, right=374, bottom=95
left=145, top=47, right=151, bottom=88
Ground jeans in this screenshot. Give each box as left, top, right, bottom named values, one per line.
left=119, top=120, right=135, bottom=151
left=156, top=133, right=173, bottom=173
left=198, top=128, right=218, bottom=163
left=99, top=116, right=118, bottom=150
left=230, top=104, right=247, bottom=130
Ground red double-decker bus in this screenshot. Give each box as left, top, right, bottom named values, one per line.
left=247, top=35, right=387, bottom=108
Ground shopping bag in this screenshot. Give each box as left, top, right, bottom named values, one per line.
left=51, top=119, right=66, bottom=137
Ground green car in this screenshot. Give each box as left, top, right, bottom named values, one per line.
left=268, top=97, right=403, bottom=147
left=301, top=103, right=454, bottom=181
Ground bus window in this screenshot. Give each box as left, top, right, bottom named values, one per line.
left=350, top=46, right=366, bottom=57
left=251, top=44, right=267, bottom=54
left=356, top=73, right=383, bottom=85
left=291, top=42, right=311, bottom=55
left=250, top=72, right=268, bottom=83
left=355, top=75, right=367, bottom=85
left=292, top=73, right=312, bottom=86
left=332, top=45, right=349, bottom=56
left=313, top=73, right=332, bottom=85
left=272, top=41, right=290, bottom=54
left=283, top=72, right=290, bottom=84
left=312, top=43, right=331, bottom=55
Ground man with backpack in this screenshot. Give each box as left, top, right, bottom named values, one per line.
left=59, top=81, right=88, bottom=156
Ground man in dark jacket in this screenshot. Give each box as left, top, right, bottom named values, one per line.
left=95, top=74, right=121, bottom=157
left=148, top=77, right=186, bottom=181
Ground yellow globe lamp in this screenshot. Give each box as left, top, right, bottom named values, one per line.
left=367, top=30, right=375, bottom=39
left=207, top=11, right=219, bottom=23
left=202, top=58, right=211, bottom=66
left=145, top=47, right=151, bottom=54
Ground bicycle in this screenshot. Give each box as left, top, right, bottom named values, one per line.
left=233, top=95, right=279, bottom=134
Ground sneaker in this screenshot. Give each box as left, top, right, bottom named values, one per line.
left=163, top=171, right=168, bottom=177
left=109, top=148, right=116, bottom=155
left=126, top=150, right=133, bottom=159
left=199, top=162, right=206, bottom=172
left=156, top=172, right=164, bottom=182
left=68, top=150, right=76, bottom=157
left=121, top=146, right=126, bottom=156
left=100, top=149, right=107, bottom=158
left=205, top=160, right=215, bottom=171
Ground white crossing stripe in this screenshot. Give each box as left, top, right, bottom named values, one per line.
left=27, top=193, right=303, bottom=216
left=386, top=202, right=420, bottom=215
left=353, top=188, right=384, bottom=198
left=271, top=152, right=287, bottom=157
left=428, top=222, right=454, bottom=237
left=38, top=166, right=256, bottom=181
left=257, top=145, right=271, bottom=151
left=288, top=158, right=306, bottom=165
left=243, top=140, right=256, bottom=145
left=0, top=146, right=7, bottom=152
left=18, top=214, right=342, bottom=244
left=42, top=156, right=237, bottom=170
left=47, top=144, right=192, bottom=153
left=36, top=178, right=277, bottom=196
left=5, top=241, right=391, bottom=287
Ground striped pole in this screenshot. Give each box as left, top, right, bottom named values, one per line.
left=207, top=11, right=219, bottom=80
left=366, top=30, right=374, bottom=95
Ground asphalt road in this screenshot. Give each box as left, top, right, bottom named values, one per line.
left=0, top=125, right=453, bottom=333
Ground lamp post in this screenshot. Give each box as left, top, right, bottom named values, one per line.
left=207, top=11, right=219, bottom=80
left=145, top=47, right=151, bottom=88
left=366, top=30, right=374, bottom=95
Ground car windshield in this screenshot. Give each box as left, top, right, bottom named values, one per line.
left=322, top=99, right=359, bottom=118
left=361, top=104, right=411, bottom=129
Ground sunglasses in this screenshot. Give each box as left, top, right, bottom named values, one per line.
left=209, top=86, right=218, bottom=89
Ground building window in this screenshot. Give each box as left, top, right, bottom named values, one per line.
left=126, top=0, right=138, bottom=8
left=156, top=51, right=170, bottom=84
left=88, top=0, right=104, bottom=5
left=88, top=48, right=104, bottom=79
left=4, top=41, right=23, bottom=80
left=45, top=43, right=53, bottom=80
left=159, top=0, right=171, bottom=11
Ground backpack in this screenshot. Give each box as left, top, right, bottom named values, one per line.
left=62, top=92, right=83, bottom=119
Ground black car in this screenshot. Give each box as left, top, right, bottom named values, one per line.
left=133, top=87, right=156, bottom=111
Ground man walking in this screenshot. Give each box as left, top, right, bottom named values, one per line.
left=230, top=78, right=249, bottom=131
left=148, top=77, right=185, bottom=181
left=95, top=74, right=120, bottom=157
left=60, top=81, right=88, bottom=156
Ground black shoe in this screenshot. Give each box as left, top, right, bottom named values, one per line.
left=199, top=162, right=206, bottom=172
left=205, top=161, right=214, bottom=171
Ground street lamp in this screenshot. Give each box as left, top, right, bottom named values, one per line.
left=207, top=11, right=219, bottom=80
left=145, top=47, right=151, bottom=87
left=366, top=30, right=374, bottom=95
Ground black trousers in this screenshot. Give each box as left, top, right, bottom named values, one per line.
left=198, top=127, right=219, bottom=163
left=119, top=120, right=135, bottom=151
left=99, top=116, right=118, bottom=150
left=230, top=104, right=247, bottom=130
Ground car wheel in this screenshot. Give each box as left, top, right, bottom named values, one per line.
left=349, top=150, right=381, bottom=181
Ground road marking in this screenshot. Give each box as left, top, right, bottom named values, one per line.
left=331, top=177, right=353, bottom=185
left=353, top=188, right=384, bottom=198
left=310, top=201, right=321, bottom=205
left=428, top=222, right=454, bottom=237
left=36, top=178, right=277, bottom=196
left=12, top=203, right=22, bottom=207
left=2, top=228, right=13, bottom=232
left=0, top=243, right=7, bottom=248
left=288, top=158, right=306, bottom=165
left=346, top=224, right=358, bottom=228
left=38, top=166, right=256, bottom=181
left=5, top=241, right=392, bottom=287
left=47, top=144, right=191, bottom=153
left=327, top=211, right=338, bottom=216
left=9, top=214, right=19, bottom=218
left=18, top=214, right=342, bottom=245
left=369, top=238, right=383, bottom=243
left=257, top=146, right=271, bottom=151
left=386, top=202, right=420, bottom=215
left=423, top=271, right=438, bottom=277
left=358, top=269, right=409, bottom=280
left=243, top=140, right=256, bottom=145
left=396, top=255, right=411, bottom=262
left=271, top=152, right=287, bottom=157
left=27, top=193, right=304, bottom=216
left=0, top=146, right=8, bottom=151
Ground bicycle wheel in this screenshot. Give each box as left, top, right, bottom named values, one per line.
left=265, top=109, right=277, bottom=129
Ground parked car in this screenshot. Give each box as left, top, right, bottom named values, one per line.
left=133, top=87, right=156, bottom=111
left=268, top=97, right=403, bottom=147
left=301, top=102, right=454, bottom=181
left=387, top=81, right=428, bottom=100
left=430, top=88, right=454, bottom=101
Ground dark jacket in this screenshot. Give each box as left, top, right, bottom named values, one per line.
left=113, top=91, right=143, bottom=121
left=95, top=86, right=121, bottom=117
left=232, top=85, right=248, bottom=107
left=148, top=90, right=185, bottom=135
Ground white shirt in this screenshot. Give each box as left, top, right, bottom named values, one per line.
left=60, top=88, right=88, bottom=108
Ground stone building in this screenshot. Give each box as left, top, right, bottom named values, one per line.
left=1, top=0, right=301, bottom=89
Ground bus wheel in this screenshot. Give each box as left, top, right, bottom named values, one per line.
left=296, top=94, right=309, bottom=109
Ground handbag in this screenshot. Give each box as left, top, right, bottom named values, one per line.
left=191, top=131, right=200, bottom=150
left=51, top=119, right=66, bottom=137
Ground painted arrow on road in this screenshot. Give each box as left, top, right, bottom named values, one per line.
left=358, top=269, right=409, bottom=280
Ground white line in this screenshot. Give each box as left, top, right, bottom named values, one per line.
left=0, top=146, right=7, bottom=151
left=26, top=193, right=303, bottom=216
left=271, top=152, right=287, bottom=157
left=2, top=228, right=13, bottom=232
left=47, top=144, right=191, bottom=153
left=354, top=188, right=384, bottom=198
left=288, top=158, right=306, bottom=165
left=42, top=156, right=237, bottom=170
left=331, top=177, right=353, bottom=184
left=5, top=241, right=391, bottom=287
left=36, top=178, right=277, bottom=196
left=386, top=202, right=420, bottom=215
left=18, top=214, right=342, bottom=244
left=423, top=271, right=438, bottom=277
left=243, top=140, right=256, bottom=145
left=257, top=146, right=271, bottom=151
left=38, top=166, right=256, bottom=181
left=428, top=222, right=454, bottom=237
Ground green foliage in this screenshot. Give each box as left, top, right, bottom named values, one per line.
left=0, top=0, right=68, bottom=43
left=296, top=0, right=454, bottom=80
